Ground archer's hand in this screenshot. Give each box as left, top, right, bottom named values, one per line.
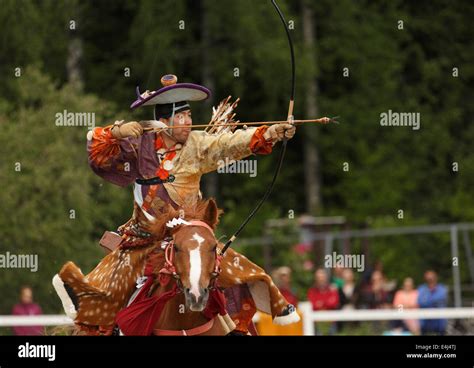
left=111, top=121, right=144, bottom=139
left=263, top=123, right=296, bottom=141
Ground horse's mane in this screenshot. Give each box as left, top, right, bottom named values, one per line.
left=146, top=198, right=223, bottom=239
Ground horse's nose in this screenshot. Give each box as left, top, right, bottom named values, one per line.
left=185, top=288, right=196, bottom=302
left=185, top=287, right=208, bottom=303
left=198, top=288, right=209, bottom=303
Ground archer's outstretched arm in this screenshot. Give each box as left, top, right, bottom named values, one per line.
left=192, top=126, right=271, bottom=175
left=192, top=123, right=295, bottom=175
left=86, top=122, right=143, bottom=187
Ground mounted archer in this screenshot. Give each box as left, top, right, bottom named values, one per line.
left=53, top=74, right=304, bottom=335
left=52, top=0, right=337, bottom=335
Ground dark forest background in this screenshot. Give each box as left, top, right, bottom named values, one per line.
left=0, top=0, right=473, bottom=314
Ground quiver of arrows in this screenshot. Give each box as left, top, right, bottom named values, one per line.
left=205, top=96, right=241, bottom=135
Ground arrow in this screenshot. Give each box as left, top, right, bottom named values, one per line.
left=141, top=116, right=339, bottom=132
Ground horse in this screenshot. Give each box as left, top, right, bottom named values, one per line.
left=53, top=198, right=298, bottom=335
left=114, top=199, right=236, bottom=336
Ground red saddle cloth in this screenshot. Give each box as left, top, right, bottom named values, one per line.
left=115, top=277, right=226, bottom=336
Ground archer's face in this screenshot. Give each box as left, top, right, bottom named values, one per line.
left=162, top=110, right=192, bottom=143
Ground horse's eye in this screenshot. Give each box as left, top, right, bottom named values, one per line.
left=173, top=244, right=180, bottom=252
left=211, top=245, right=217, bottom=252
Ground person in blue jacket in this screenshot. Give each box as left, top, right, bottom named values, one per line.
left=417, top=270, right=448, bottom=334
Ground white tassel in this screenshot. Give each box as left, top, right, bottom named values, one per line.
left=166, top=217, right=191, bottom=228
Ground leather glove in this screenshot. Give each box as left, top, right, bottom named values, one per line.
left=111, top=121, right=143, bottom=139
left=263, top=123, right=296, bottom=142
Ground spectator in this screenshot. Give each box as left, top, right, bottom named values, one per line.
left=339, top=268, right=358, bottom=309
left=417, top=270, right=447, bottom=335
left=271, top=266, right=298, bottom=307
left=11, top=286, right=44, bottom=336
left=331, top=266, right=345, bottom=290
left=361, top=260, right=384, bottom=287
left=359, top=270, right=392, bottom=309
left=392, top=277, right=420, bottom=334
left=307, top=269, right=340, bottom=311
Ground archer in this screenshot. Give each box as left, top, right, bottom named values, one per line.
left=54, top=74, right=299, bottom=335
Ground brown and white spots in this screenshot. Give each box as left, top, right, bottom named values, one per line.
left=232, top=256, right=242, bottom=268
left=226, top=268, right=233, bottom=275
left=235, top=277, right=242, bottom=284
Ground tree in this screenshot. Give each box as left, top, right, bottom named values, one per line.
left=0, top=67, right=130, bottom=314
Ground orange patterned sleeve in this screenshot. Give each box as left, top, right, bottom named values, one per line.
left=87, top=125, right=141, bottom=187
left=88, top=125, right=121, bottom=168
left=249, top=126, right=273, bottom=155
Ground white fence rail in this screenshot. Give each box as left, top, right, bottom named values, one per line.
left=2, top=303, right=474, bottom=336
left=0, top=315, right=73, bottom=327
left=298, top=302, right=474, bottom=335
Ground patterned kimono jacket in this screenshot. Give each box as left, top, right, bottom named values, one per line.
left=87, top=124, right=272, bottom=226
left=54, top=124, right=297, bottom=335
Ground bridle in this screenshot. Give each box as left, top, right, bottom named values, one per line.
left=158, top=220, right=222, bottom=292
left=116, top=219, right=225, bottom=336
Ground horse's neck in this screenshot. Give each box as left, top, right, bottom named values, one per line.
left=154, top=282, right=209, bottom=331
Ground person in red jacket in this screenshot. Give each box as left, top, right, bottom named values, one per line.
left=307, top=269, right=340, bottom=311
left=11, top=286, right=44, bottom=336
left=272, top=266, right=299, bottom=307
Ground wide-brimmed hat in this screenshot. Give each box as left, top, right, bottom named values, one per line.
left=130, top=74, right=211, bottom=109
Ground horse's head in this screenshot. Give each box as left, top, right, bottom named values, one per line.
left=152, top=199, right=222, bottom=312
left=172, top=220, right=219, bottom=311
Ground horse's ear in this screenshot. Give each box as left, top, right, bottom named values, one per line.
left=202, top=198, right=221, bottom=229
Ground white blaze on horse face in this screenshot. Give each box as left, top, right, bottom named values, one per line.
left=192, top=232, right=205, bottom=246
left=189, top=233, right=205, bottom=300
